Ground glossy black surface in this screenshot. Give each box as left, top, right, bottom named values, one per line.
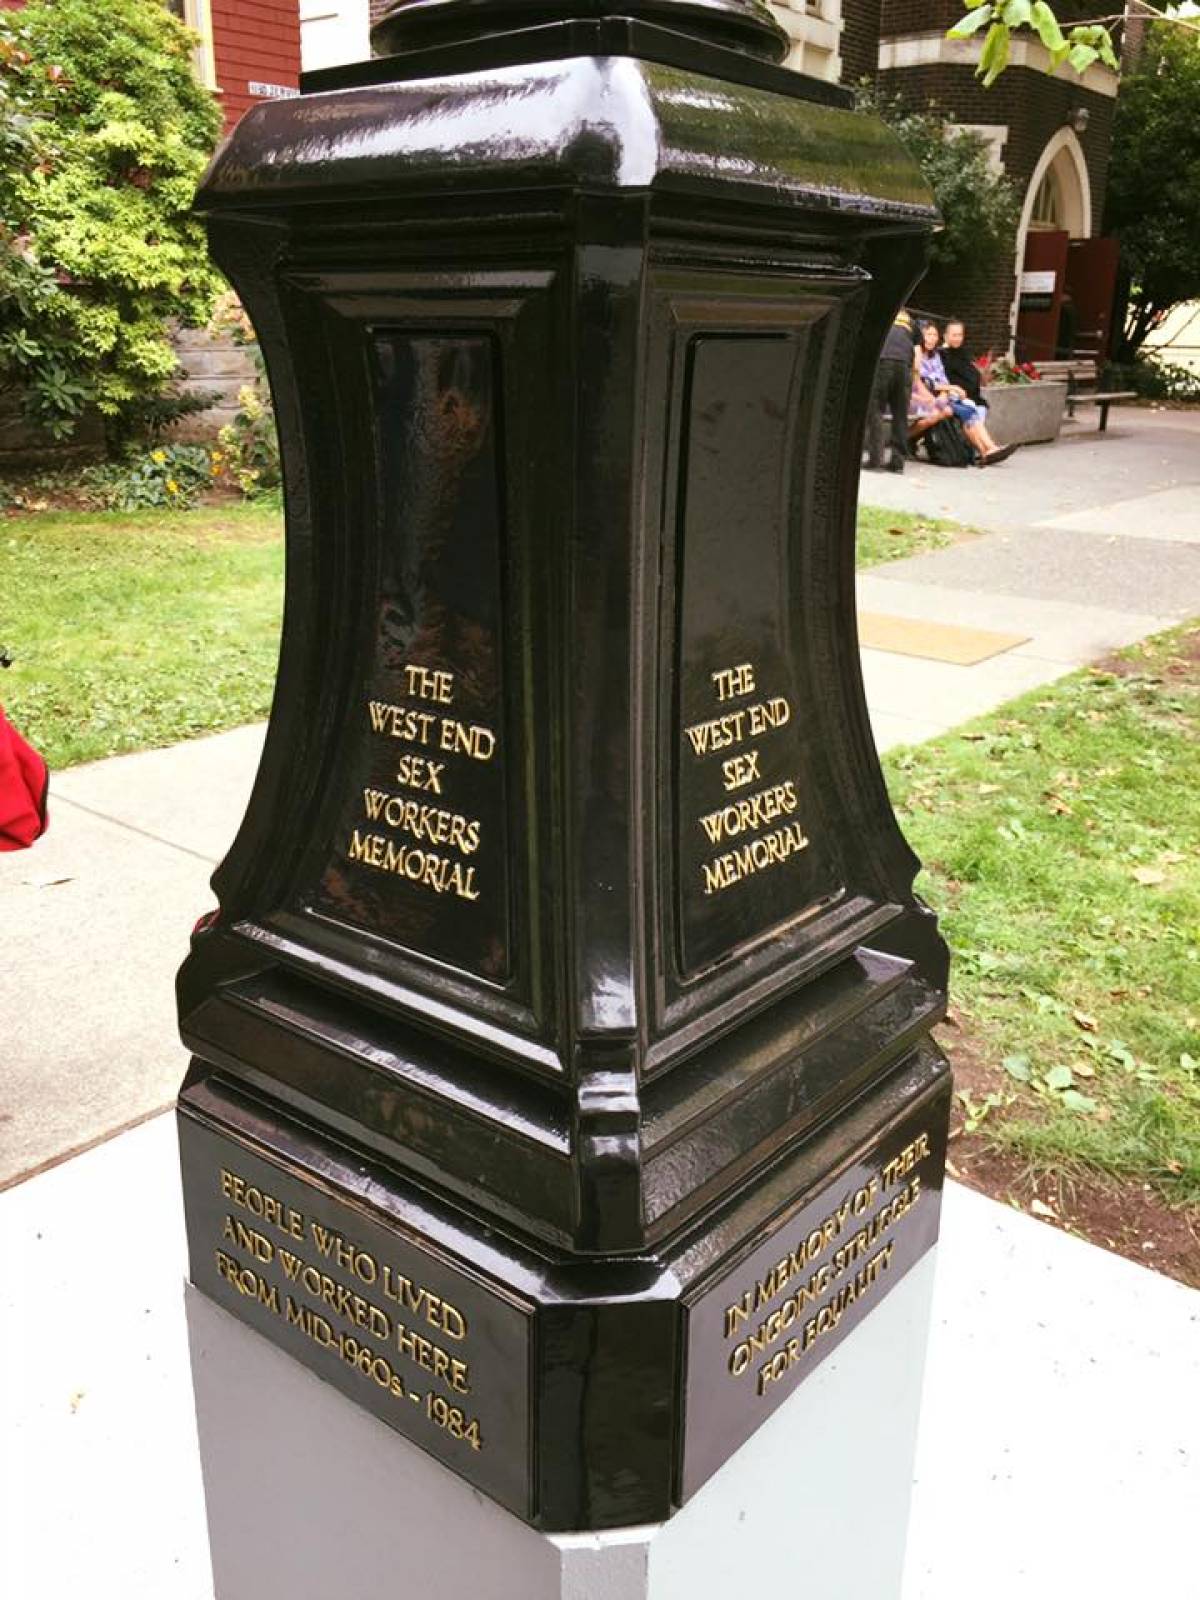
left=372, top=0, right=789, bottom=64
left=180, top=1046, right=948, bottom=1528
left=178, top=0, right=951, bottom=1531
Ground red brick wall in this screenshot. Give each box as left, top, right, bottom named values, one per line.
left=211, top=0, right=300, bottom=131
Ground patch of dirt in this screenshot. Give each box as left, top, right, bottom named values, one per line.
left=1093, top=625, right=1199, bottom=678
left=939, top=1019, right=1200, bottom=1290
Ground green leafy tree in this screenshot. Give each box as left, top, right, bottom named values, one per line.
left=857, top=88, right=1020, bottom=302
left=0, top=0, right=223, bottom=442
left=1103, top=26, right=1200, bottom=360
left=948, top=0, right=1120, bottom=87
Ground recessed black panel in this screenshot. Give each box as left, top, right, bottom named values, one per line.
left=312, top=334, right=511, bottom=982
left=675, top=334, right=845, bottom=975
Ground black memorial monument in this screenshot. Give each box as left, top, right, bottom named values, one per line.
left=177, top=0, right=952, bottom=1534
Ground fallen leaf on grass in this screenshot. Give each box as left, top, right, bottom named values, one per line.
left=977, top=782, right=1001, bottom=795
left=886, top=526, right=909, bottom=537
left=1044, top=793, right=1073, bottom=816
left=1073, top=1060, right=1096, bottom=1078
left=1002, top=1053, right=1032, bottom=1082
left=1062, top=1089, right=1098, bottom=1114
left=1030, top=1198, right=1056, bottom=1219
left=1072, top=1010, right=1098, bottom=1033
left=1131, top=866, right=1166, bottom=886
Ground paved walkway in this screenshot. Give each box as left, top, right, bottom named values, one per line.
left=860, top=403, right=1200, bottom=540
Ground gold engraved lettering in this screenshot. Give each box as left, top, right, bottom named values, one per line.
left=220, top=1169, right=306, bottom=1239
left=348, top=829, right=480, bottom=901
left=276, top=1246, right=392, bottom=1339
left=382, top=1264, right=468, bottom=1340
left=683, top=660, right=808, bottom=896
left=719, top=1131, right=935, bottom=1399
left=395, top=754, right=445, bottom=794
left=712, top=663, right=756, bottom=702
left=754, top=1242, right=895, bottom=1394
left=402, top=664, right=454, bottom=704
left=215, top=1248, right=281, bottom=1315
left=354, top=679, right=498, bottom=902
left=395, top=1321, right=471, bottom=1395
left=361, top=789, right=481, bottom=854
left=700, top=820, right=810, bottom=896
left=210, top=1167, right=486, bottom=1450
left=721, top=749, right=761, bottom=792
left=368, top=700, right=439, bottom=745
left=699, top=779, right=798, bottom=846
left=881, top=1132, right=932, bottom=1190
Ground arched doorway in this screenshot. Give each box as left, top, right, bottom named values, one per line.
left=1013, top=129, right=1113, bottom=362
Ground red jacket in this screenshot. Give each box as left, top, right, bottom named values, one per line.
left=0, top=708, right=48, bottom=850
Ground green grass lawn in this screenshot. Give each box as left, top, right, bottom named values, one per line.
left=856, top=505, right=969, bottom=568
left=0, top=504, right=284, bottom=769
left=1, top=501, right=969, bottom=772
left=885, top=625, right=1200, bottom=1219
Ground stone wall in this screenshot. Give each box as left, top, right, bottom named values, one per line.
left=171, top=323, right=259, bottom=442
left=0, top=391, right=105, bottom=472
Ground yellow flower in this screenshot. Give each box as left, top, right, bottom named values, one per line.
left=152, top=449, right=167, bottom=464
left=166, top=479, right=180, bottom=495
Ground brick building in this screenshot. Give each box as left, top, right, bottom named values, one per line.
left=166, top=0, right=301, bottom=131
left=1, top=2, right=302, bottom=132
left=770, top=0, right=1122, bottom=356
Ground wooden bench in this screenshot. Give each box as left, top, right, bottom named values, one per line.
left=1034, top=358, right=1136, bottom=433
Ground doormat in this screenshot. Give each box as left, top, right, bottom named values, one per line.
left=859, top=612, right=1029, bottom=665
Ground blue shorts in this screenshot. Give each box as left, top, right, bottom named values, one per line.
left=949, top=397, right=987, bottom=427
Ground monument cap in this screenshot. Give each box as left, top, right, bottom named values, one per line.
left=370, top=0, right=790, bottom=62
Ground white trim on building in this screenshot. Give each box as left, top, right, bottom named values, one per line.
left=878, top=31, right=1119, bottom=98
left=300, top=0, right=372, bottom=73
left=951, top=123, right=1009, bottom=176
left=768, top=0, right=843, bottom=84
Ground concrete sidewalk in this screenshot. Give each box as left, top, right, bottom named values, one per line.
left=860, top=404, right=1200, bottom=541
left=2, top=1111, right=1195, bottom=1600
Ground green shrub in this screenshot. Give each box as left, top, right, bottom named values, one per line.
left=1105, top=357, right=1200, bottom=404
left=107, top=443, right=216, bottom=510
left=856, top=86, right=1019, bottom=303
left=0, top=0, right=223, bottom=443
left=216, top=382, right=281, bottom=500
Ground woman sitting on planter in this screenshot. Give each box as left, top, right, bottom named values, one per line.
left=917, top=321, right=1016, bottom=466
left=940, top=318, right=984, bottom=404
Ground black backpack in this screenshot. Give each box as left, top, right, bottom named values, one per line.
left=921, top=417, right=975, bottom=468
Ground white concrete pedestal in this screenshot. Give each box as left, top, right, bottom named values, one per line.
left=186, top=1249, right=937, bottom=1600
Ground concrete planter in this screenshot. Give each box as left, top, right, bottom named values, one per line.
left=981, top=379, right=1067, bottom=446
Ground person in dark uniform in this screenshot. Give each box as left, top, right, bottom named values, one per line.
left=940, top=319, right=983, bottom=404
left=865, top=308, right=916, bottom=473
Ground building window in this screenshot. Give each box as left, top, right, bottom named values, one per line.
left=1030, top=167, right=1064, bottom=230
left=769, top=0, right=843, bottom=83
left=167, top=0, right=217, bottom=89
